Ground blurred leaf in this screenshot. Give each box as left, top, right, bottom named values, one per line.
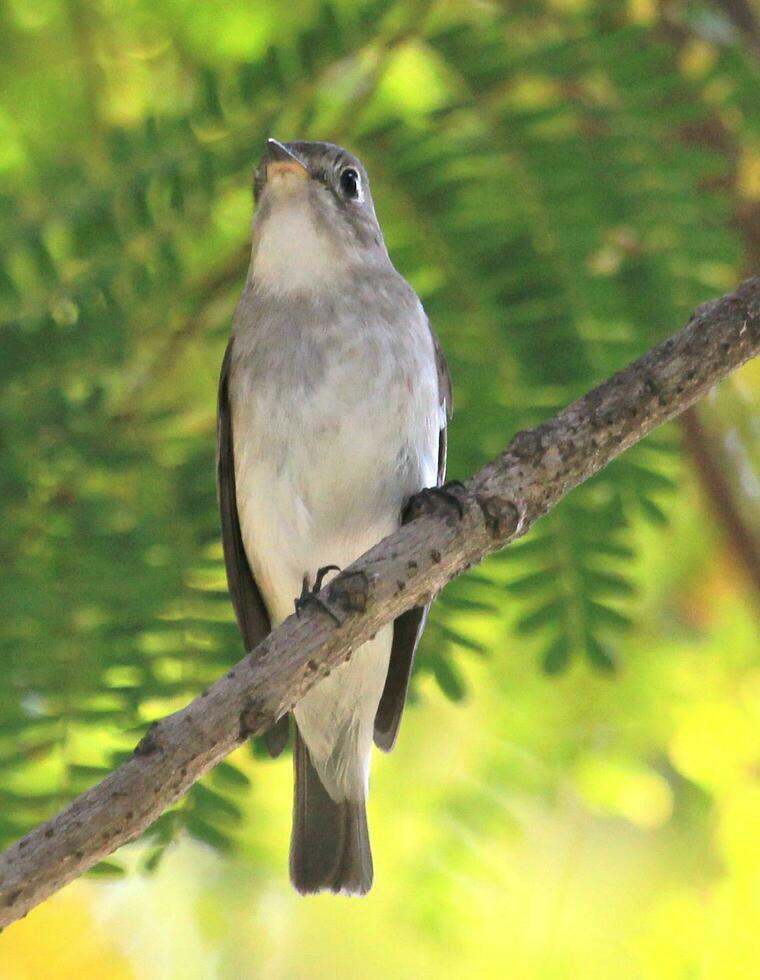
left=86, top=860, right=126, bottom=878
left=432, top=657, right=467, bottom=702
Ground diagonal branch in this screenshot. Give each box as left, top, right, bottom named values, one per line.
left=1, top=277, right=759, bottom=930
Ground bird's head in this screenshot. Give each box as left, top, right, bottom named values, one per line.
left=249, top=139, right=389, bottom=295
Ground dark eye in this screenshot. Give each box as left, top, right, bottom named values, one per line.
left=339, top=167, right=360, bottom=199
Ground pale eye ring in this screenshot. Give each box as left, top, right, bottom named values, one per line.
left=339, top=167, right=361, bottom=200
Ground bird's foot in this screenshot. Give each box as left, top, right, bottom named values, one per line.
left=403, top=480, right=467, bottom=523
left=294, top=565, right=342, bottom=625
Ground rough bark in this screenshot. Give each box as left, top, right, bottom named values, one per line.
left=1, top=277, right=759, bottom=930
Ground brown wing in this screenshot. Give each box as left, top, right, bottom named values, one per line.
left=374, top=326, right=452, bottom=752
left=217, top=338, right=289, bottom=756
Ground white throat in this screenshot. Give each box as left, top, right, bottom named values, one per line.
left=251, top=199, right=342, bottom=295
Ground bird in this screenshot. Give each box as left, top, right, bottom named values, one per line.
left=216, top=138, right=451, bottom=896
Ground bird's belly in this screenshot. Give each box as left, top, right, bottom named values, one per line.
left=233, top=373, right=418, bottom=625
left=234, top=372, right=402, bottom=800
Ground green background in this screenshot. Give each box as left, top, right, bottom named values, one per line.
left=1, top=0, right=760, bottom=976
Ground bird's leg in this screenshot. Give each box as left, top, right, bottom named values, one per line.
left=403, top=480, right=467, bottom=523
left=294, top=565, right=343, bottom=625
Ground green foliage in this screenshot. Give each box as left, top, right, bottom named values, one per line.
left=0, top=0, right=758, bottom=870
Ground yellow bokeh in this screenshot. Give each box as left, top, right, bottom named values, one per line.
left=1, top=887, right=134, bottom=980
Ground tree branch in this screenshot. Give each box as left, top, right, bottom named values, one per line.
left=1, top=277, right=759, bottom=929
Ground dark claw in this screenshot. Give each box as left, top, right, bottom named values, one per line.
left=313, top=564, right=341, bottom=592
left=294, top=570, right=343, bottom=626
left=403, top=481, right=467, bottom=522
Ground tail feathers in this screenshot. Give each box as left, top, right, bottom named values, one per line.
left=290, top=730, right=373, bottom=896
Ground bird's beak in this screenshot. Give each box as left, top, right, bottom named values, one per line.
left=264, top=138, right=309, bottom=181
